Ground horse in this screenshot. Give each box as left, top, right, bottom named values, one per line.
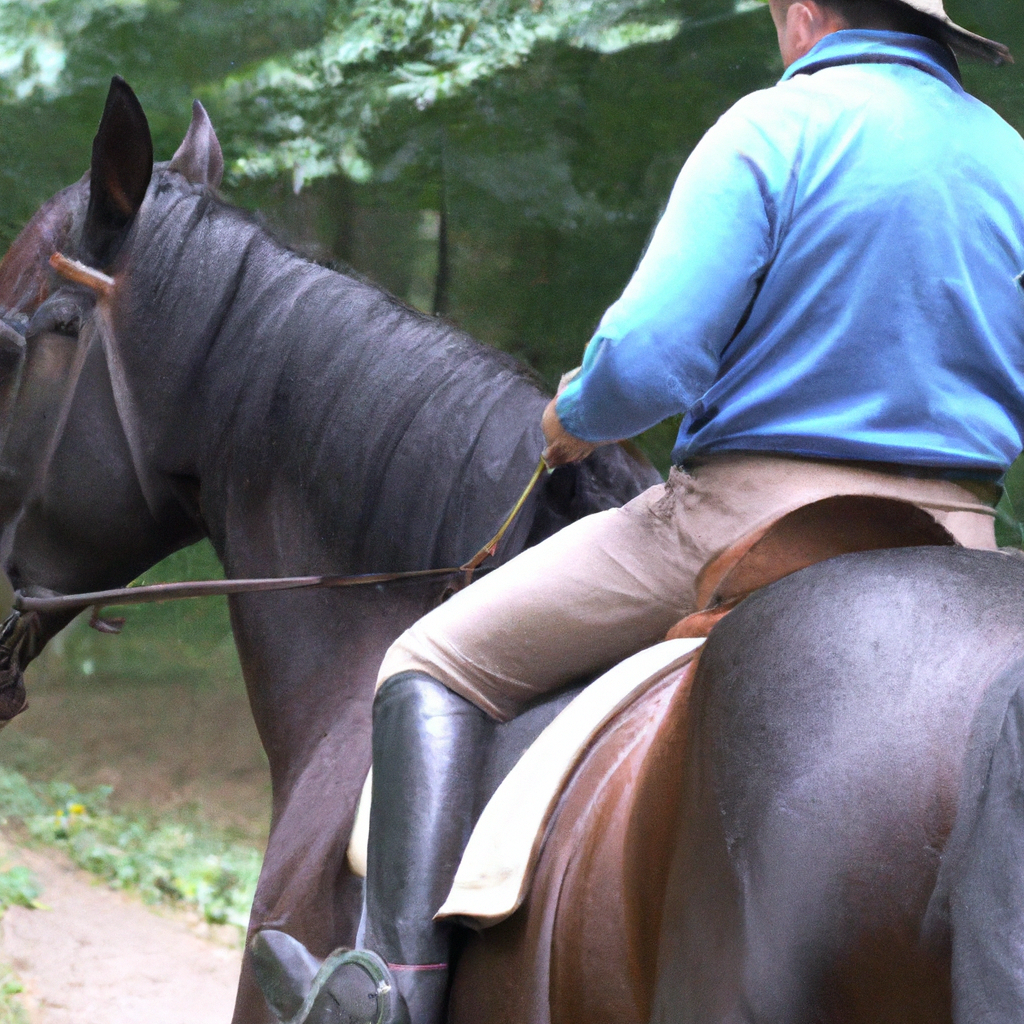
left=444, top=545, right=1024, bottom=1024
left=0, top=77, right=659, bottom=1023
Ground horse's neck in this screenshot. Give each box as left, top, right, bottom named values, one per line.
left=121, top=191, right=549, bottom=573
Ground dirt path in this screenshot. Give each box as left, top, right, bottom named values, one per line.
left=0, top=836, right=242, bottom=1024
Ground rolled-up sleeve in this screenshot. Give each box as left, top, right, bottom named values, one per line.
left=556, top=94, right=790, bottom=442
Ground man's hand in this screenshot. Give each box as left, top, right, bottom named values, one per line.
left=542, top=398, right=599, bottom=468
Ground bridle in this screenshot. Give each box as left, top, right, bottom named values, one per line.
left=11, top=456, right=547, bottom=619
left=4, top=253, right=549, bottom=631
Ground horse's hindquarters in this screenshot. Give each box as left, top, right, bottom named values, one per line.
left=653, top=548, right=1024, bottom=1024
left=452, top=549, right=1024, bottom=1024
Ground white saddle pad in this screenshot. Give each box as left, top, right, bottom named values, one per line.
left=345, top=639, right=703, bottom=923
left=436, top=638, right=703, bottom=926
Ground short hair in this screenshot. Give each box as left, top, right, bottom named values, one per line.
left=782, top=0, right=946, bottom=45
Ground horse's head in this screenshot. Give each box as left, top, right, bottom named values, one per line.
left=0, top=78, right=223, bottom=721
left=0, top=173, right=93, bottom=537
left=0, top=175, right=91, bottom=323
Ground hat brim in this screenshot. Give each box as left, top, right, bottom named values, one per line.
left=935, top=19, right=1013, bottom=66
left=893, top=3, right=1013, bottom=65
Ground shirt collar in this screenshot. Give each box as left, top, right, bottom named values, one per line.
left=781, top=29, right=963, bottom=89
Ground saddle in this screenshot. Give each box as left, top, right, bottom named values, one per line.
left=668, top=493, right=956, bottom=639
left=350, top=495, right=958, bottom=917
left=433, top=494, right=958, bottom=926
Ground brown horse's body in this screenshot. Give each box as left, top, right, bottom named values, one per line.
left=451, top=547, right=1024, bottom=1024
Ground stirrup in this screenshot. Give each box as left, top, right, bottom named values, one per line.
left=288, top=948, right=401, bottom=1024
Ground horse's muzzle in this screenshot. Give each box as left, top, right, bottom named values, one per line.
left=0, top=610, right=31, bottom=724
left=0, top=661, right=28, bottom=724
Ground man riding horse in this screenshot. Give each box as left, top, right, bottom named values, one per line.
left=254, top=2, right=1024, bottom=1021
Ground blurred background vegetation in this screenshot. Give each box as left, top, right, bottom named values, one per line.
left=0, top=0, right=1022, bottom=836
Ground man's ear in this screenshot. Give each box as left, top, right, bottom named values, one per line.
left=803, top=0, right=846, bottom=31
left=80, top=76, right=153, bottom=269
left=780, top=1, right=841, bottom=65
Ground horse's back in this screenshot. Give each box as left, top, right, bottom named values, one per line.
left=656, top=546, right=1024, bottom=1024
left=453, top=547, right=1024, bottom=1024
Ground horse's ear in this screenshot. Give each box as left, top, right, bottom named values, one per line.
left=80, top=76, right=153, bottom=269
left=169, top=101, right=224, bottom=190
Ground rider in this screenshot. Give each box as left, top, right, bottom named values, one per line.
left=254, top=2, right=1023, bottom=1021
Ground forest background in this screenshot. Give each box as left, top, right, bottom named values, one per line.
left=0, top=0, right=1021, bottom=848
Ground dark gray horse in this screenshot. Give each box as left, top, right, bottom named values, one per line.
left=0, top=78, right=658, bottom=1022
left=442, top=547, right=1024, bottom=1023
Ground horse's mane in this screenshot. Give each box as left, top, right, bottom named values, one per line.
left=179, top=178, right=544, bottom=381
left=139, top=170, right=547, bottom=398
left=0, top=176, right=90, bottom=322
left=120, top=171, right=556, bottom=571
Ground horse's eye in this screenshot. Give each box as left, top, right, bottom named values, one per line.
left=26, top=296, right=82, bottom=339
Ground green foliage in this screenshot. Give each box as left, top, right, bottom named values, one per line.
left=0, top=848, right=43, bottom=1023
left=997, top=458, right=1024, bottom=547
left=0, top=965, right=27, bottom=1024
left=220, top=0, right=759, bottom=188
left=0, top=867, right=40, bottom=914
left=0, top=771, right=46, bottom=820
left=0, top=859, right=35, bottom=1024
left=0, top=0, right=326, bottom=103
left=0, top=767, right=260, bottom=936
left=0, top=0, right=328, bottom=253
left=0, top=0, right=764, bottom=199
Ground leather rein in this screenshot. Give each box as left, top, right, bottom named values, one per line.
left=12, top=457, right=548, bottom=620
left=7, top=252, right=549, bottom=624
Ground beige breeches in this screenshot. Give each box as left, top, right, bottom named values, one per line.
left=377, top=453, right=999, bottom=721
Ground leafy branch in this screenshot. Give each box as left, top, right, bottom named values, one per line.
left=218, top=0, right=757, bottom=188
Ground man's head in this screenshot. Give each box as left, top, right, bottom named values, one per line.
left=766, top=0, right=1011, bottom=68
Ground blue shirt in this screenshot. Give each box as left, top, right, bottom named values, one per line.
left=556, top=31, right=1024, bottom=477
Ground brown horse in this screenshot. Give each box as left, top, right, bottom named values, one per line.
left=0, top=78, right=658, bottom=1023
left=447, top=546, right=1024, bottom=1023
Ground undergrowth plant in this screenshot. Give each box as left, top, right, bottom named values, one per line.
left=0, top=873, right=36, bottom=1023
left=0, top=968, right=27, bottom=1024
left=0, top=767, right=260, bottom=938
left=0, top=855, right=42, bottom=1024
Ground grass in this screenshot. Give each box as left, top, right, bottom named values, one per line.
left=0, top=858, right=42, bottom=1024
left=0, top=766, right=261, bottom=939
left=0, top=967, right=27, bottom=1024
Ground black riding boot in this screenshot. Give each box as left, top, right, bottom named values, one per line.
left=363, top=671, right=493, bottom=1023
left=250, top=672, right=492, bottom=1024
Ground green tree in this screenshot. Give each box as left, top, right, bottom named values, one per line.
left=219, top=0, right=761, bottom=188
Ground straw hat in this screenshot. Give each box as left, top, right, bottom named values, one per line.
left=881, top=0, right=1011, bottom=65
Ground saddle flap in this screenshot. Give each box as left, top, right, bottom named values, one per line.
left=703, top=494, right=957, bottom=609
left=434, top=638, right=704, bottom=928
